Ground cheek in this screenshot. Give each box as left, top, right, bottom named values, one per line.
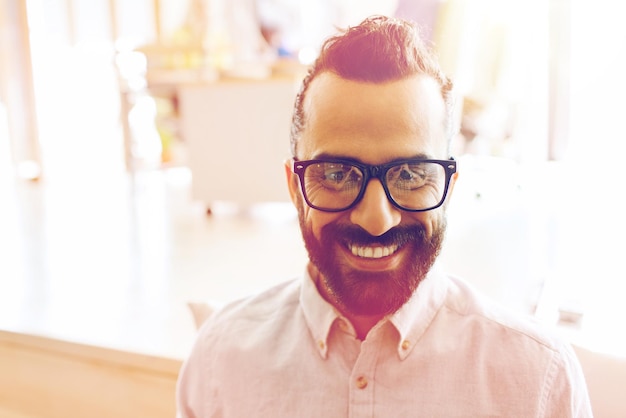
left=406, top=211, right=442, bottom=237
left=302, top=207, right=343, bottom=240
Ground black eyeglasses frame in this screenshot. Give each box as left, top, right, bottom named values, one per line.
left=292, top=157, right=457, bottom=213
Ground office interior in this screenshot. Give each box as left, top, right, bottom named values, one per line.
left=0, top=0, right=625, bottom=417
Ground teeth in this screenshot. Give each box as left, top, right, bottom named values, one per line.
left=350, top=244, right=398, bottom=259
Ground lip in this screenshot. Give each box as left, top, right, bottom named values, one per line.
left=340, top=242, right=404, bottom=272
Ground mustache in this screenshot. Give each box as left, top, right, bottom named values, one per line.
left=322, top=223, right=427, bottom=248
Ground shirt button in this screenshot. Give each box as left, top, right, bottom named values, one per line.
left=356, top=376, right=368, bottom=389
left=401, top=340, right=411, bottom=350
left=318, top=340, right=325, bottom=350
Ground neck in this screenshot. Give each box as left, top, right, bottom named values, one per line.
left=309, top=263, right=384, bottom=340
left=345, top=312, right=382, bottom=341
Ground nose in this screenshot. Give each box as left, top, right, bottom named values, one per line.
left=349, top=179, right=402, bottom=236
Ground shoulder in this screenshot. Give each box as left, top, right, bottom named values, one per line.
left=441, top=275, right=590, bottom=401
left=214, top=278, right=301, bottom=319
left=177, top=279, right=308, bottom=416
left=197, top=278, right=302, bottom=340
left=442, top=274, right=568, bottom=353
left=423, top=274, right=592, bottom=416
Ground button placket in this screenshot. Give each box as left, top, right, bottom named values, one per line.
left=348, top=337, right=380, bottom=417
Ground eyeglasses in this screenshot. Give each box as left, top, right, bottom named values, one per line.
left=292, top=157, right=457, bottom=212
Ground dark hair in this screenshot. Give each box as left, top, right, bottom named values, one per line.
left=290, top=15, right=455, bottom=156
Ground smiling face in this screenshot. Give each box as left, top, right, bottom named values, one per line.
left=286, top=72, right=457, bottom=317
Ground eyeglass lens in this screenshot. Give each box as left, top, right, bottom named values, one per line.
left=302, top=161, right=447, bottom=211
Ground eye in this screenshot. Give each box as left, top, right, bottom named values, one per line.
left=387, top=163, right=429, bottom=189
left=399, top=168, right=423, bottom=181
left=324, top=166, right=347, bottom=183
left=316, top=163, right=362, bottom=191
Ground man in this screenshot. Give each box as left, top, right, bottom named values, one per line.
left=177, top=16, right=592, bottom=417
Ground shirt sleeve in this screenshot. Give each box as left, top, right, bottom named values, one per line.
left=542, top=341, right=594, bottom=417
left=177, top=328, right=211, bottom=418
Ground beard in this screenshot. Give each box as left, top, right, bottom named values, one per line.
left=298, top=206, right=446, bottom=317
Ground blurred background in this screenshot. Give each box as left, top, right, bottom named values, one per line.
left=1, top=0, right=626, bottom=416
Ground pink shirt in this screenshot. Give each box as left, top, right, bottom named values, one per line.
left=177, top=267, right=592, bottom=417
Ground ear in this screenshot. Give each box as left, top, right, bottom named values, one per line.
left=446, top=171, right=459, bottom=203
left=284, top=159, right=301, bottom=207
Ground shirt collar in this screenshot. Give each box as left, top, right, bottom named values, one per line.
left=299, top=263, right=449, bottom=360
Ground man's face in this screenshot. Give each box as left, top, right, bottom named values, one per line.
left=286, top=72, right=456, bottom=317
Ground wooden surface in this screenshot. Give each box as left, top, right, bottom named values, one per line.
left=0, top=331, right=182, bottom=418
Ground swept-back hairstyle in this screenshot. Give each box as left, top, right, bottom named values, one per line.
left=290, top=15, right=454, bottom=156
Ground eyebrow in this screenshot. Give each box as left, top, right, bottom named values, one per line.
left=311, top=152, right=434, bottom=164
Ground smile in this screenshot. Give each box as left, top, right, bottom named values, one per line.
left=349, top=244, right=399, bottom=259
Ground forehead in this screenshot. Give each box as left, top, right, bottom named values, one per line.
left=299, top=72, right=448, bottom=163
